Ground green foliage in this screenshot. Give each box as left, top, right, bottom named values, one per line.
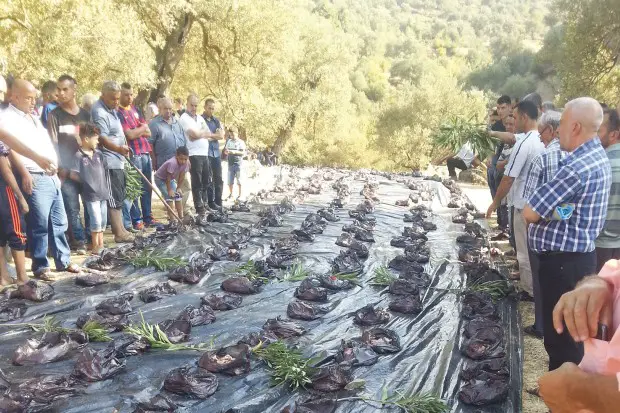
left=0, top=316, right=111, bottom=342
left=284, top=261, right=310, bottom=282
left=253, top=341, right=315, bottom=389
left=125, top=250, right=186, bottom=271
left=124, top=163, right=143, bottom=202
left=231, top=261, right=269, bottom=283
left=465, top=279, right=513, bottom=301
left=432, top=116, right=497, bottom=161
left=370, top=266, right=396, bottom=286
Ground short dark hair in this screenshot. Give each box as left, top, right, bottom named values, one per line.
left=204, top=98, right=215, bottom=105
left=57, top=74, right=77, bottom=85
left=605, top=108, right=620, bottom=132
left=515, top=100, right=539, bottom=121
left=78, top=122, right=100, bottom=139
left=41, top=80, right=57, bottom=94
left=176, top=146, right=189, bottom=156
left=497, top=95, right=511, bottom=106
left=600, top=102, right=609, bottom=110
left=121, top=82, right=132, bottom=90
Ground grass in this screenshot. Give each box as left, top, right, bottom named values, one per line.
left=465, top=279, right=513, bottom=301
left=124, top=249, right=186, bottom=271
left=370, top=266, right=396, bottom=286
left=0, top=316, right=111, bottom=342
left=283, top=261, right=310, bottom=281
left=231, top=261, right=269, bottom=283
left=253, top=341, right=315, bottom=389
left=338, top=385, right=449, bottom=413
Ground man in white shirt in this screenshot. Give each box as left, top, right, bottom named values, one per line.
left=487, top=99, right=544, bottom=297
left=446, top=141, right=476, bottom=179
left=0, top=80, right=79, bottom=280
left=179, top=94, right=213, bottom=215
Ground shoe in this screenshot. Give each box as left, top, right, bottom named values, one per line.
left=504, top=249, right=516, bottom=257
left=61, top=263, right=82, bottom=274
left=34, top=268, right=55, bottom=282
left=208, top=203, right=218, bottom=210
left=71, top=241, right=87, bottom=255
left=114, top=234, right=135, bottom=243
left=125, top=227, right=139, bottom=233
left=133, top=222, right=145, bottom=231
left=523, top=325, right=544, bottom=339
left=490, top=232, right=509, bottom=241
left=145, top=219, right=161, bottom=228
left=518, top=291, right=534, bottom=302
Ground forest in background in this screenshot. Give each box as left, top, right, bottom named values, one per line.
left=0, top=0, right=617, bottom=170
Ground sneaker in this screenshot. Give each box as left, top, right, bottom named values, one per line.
left=145, top=218, right=161, bottom=228
left=114, top=234, right=135, bottom=243
left=71, top=241, right=87, bottom=255
left=133, top=222, right=145, bottom=231
left=490, top=232, right=509, bottom=241
left=523, top=325, right=544, bottom=339
left=518, top=291, right=534, bottom=302
left=125, top=227, right=139, bottom=234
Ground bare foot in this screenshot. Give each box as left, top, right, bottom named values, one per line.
left=0, top=278, right=15, bottom=287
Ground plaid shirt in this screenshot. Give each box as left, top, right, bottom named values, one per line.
left=117, top=105, right=151, bottom=155
left=528, top=137, right=611, bottom=253
left=522, top=139, right=566, bottom=202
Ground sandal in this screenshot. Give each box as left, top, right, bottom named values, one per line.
left=34, top=268, right=55, bottom=282
left=63, top=263, right=82, bottom=274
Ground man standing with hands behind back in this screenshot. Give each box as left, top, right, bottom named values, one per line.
left=91, top=81, right=134, bottom=243
left=202, top=98, right=225, bottom=210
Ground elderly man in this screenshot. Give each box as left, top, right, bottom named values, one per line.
left=520, top=110, right=564, bottom=339
left=0, top=80, right=79, bottom=279
left=201, top=98, right=225, bottom=210
left=91, top=81, right=133, bottom=243
left=179, top=94, right=213, bottom=215
left=596, top=109, right=620, bottom=271
left=47, top=75, right=90, bottom=254
left=149, top=98, right=191, bottom=214
left=487, top=100, right=544, bottom=299
left=524, top=97, right=611, bottom=370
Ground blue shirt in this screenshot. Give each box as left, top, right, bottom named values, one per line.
left=202, top=114, right=222, bottom=158
left=522, top=138, right=566, bottom=202
left=91, top=99, right=126, bottom=170
left=528, top=137, right=611, bottom=253
left=40, top=102, right=58, bottom=128
left=148, top=115, right=187, bottom=169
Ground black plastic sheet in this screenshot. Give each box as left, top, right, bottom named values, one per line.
left=0, top=168, right=521, bottom=412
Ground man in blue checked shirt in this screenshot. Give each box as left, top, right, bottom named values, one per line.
left=523, top=97, right=612, bottom=371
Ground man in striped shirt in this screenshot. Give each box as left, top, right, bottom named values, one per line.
left=595, top=108, right=620, bottom=271
left=524, top=97, right=611, bottom=370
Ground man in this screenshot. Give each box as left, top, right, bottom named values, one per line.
left=445, top=141, right=476, bottom=180
left=524, top=97, right=611, bottom=370
left=542, top=101, right=557, bottom=113
left=80, top=93, right=97, bottom=113
left=0, top=79, right=79, bottom=279
left=0, top=75, right=6, bottom=107
left=91, top=81, right=133, bottom=243
left=174, top=98, right=185, bottom=117
left=487, top=96, right=512, bottom=199
left=492, top=114, right=516, bottom=238
left=149, top=98, right=191, bottom=215
left=487, top=100, right=544, bottom=298
left=595, top=108, right=620, bottom=271
left=47, top=75, right=90, bottom=254
left=201, top=98, right=225, bottom=210
left=223, top=126, right=246, bottom=200
left=117, top=83, right=157, bottom=230
left=180, top=95, right=213, bottom=215
left=39, top=80, right=58, bottom=127
left=520, top=110, right=564, bottom=339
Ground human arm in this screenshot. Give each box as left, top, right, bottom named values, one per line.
left=0, top=155, right=28, bottom=213
left=496, top=159, right=508, bottom=171
left=525, top=166, right=580, bottom=223
left=0, top=127, right=56, bottom=173
left=165, top=175, right=174, bottom=198
left=539, top=362, right=620, bottom=413
left=93, top=108, right=130, bottom=157
left=124, top=124, right=150, bottom=141
left=8, top=151, right=33, bottom=196
left=208, top=119, right=225, bottom=141
left=489, top=130, right=516, bottom=145
left=176, top=170, right=185, bottom=195
left=179, top=115, right=210, bottom=141
left=486, top=175, right=514, bottom=218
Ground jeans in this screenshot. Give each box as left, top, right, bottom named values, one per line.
left=487, top=164, right=497, bottom=198
left=129, top=154, right=154, bottom=224
left=538, top=250, right=596, bottom=370
left=122, top=199, right=133, bottom=229
left=446, top=157, right=468, bottom=178
left=26, top=174, right=71, bottom=273
left=528, top=247, right=544, bottom=334
left=190, top=155, right=211, bottom=213
left=513, top=208, right=533, bottom=295
left=61, top=179, right=85, bottom=244
left=85, top=200, right=107, bottom=232
left=207, top=156, right=223, bottom=206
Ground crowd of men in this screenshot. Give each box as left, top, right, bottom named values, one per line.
left=0, top=74, right=251, bottom=286
left=448, top=92, right=620, bottom=411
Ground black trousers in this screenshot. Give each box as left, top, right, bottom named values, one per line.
left=446, top=157, right=468, bottom=178
left=528, top=247, right=544, bottom=334
left=538, top=250, right=596, bottom=370
left=207, top=156, right=223, bottom=207
left=595, top=246, right=620, bottom=273
left=509, top=206, right=516, bottom=250
left=189, top=155, right=211, bottom=213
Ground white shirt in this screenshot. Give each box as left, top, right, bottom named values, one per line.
left=456, top=141, right=475, bottom=167
left=179, top=112, right=210, bottom=157
left=0, top=104, right=58, bottom=173
left=505, top=130, right=544, bottom=209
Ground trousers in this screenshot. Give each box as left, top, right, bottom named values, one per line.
left=513, top=208, right=533, bottom=294
left=189, top=155, right=211, bottom=213
left=207, top=156, right=223, bottom=207
left=447, top=157, right=468, bottom=178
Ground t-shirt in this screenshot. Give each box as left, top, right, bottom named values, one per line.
left=40, top=102, right=58, bottom=128
left=71, top=149, right=108, bottom=202
left=224, top=138, right=246, bottom=165
left=456, top=141, right=475, bottom=167
left=179, top=112, right=210, bottom=157
left=91, top=99, right=126, bottom=170
left=155, top=156, right=190, bottom=181
left=202, top=114, right=222, bottom=158
left=504, top=130, right=544, bottom=209
left=491, top=120, right=507, bottom=166
left=47, top=106, right=90, bottom=171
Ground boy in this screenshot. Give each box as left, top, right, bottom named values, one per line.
left=223, top=126, right=246, bottom=200
left=154, top=146, right=189, bottom=223
left=0, top=141, right=29, bottom=286
left=69, top=123, right=109, bottom=254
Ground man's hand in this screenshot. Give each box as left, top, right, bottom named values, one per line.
left=486, top=201, right=497, bottom=219
left=176, top=188, right=183, bottom=196
left=539, top=363, right=591, bottom=413
left=17, top=196, right=29, bottom=214
left=168, top=189, right=175, bottom=198
left=118, top=145, right=131, bottom=157
left=497, top=160, right=507, bottom=172
left=553, top=276, right=613, bottom=342
left=21, top=173, right=33, bottom=195
left=34, top=155, right=57, bottom=175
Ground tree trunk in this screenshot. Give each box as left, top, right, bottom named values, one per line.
left=272, top=113, right=296, bottom=155
left=135, top=12, right=194, bottom=109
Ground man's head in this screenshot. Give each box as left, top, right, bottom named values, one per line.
left=80, top=93, right=97, bottom=112
left=175, top=145, right=189, bottom=166
left=41, top=80, right=58, bottom=104
left=56, top=75, right=77, bottom=106
left=538, top=110, right=562, bottom=146
left=10, top=79, right=37, bottom=114
left=503, top=115, right=516, bottom=134
left=120, top=82, right=134, bottom=107
left=599, top=108, right=620, bottom=149
left=229, top=125, right=238, bottom=139
left=158, top=97, right=174, bottom=121
left=496, top=95, right=512, bottom=120
left=79, top=122, right=100, bottom=151
left=174, top=97, right=183, bottom=111
left=186, top=94, right=199, bottom=116
left=522, top=92, right=543, bottom=117
left=490, top=110, right=499, bottom=124
left=542, top=101, right=556, bottom=113
left=101, top=81, right=121, bottom=110
left=0, top=75, right=6, bottom=103
left=558, top=97, right=604, bottom=152
left=204, top=98, right=216, bottom=118
left=513, top=100, right=539, bottom=133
